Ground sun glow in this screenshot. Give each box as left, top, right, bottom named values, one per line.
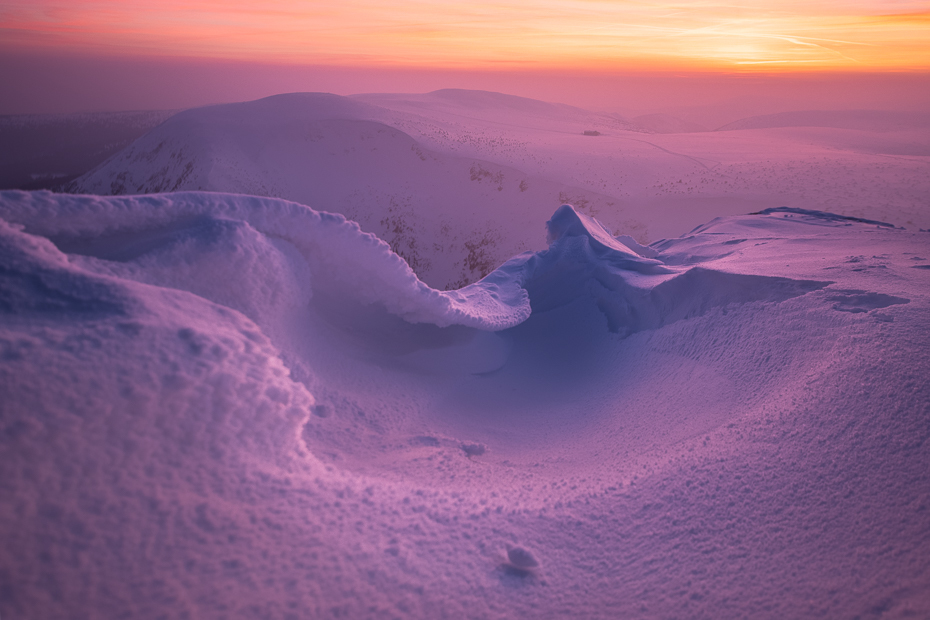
left=1, top=1, right=929, bottom=71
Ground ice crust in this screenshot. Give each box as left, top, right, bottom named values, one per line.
left=2, top=189, right=929, bottom=619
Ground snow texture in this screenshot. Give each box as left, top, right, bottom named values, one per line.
left=2, top=185, right=929, bottom=619
left=0, top=190, right=529, bottom=331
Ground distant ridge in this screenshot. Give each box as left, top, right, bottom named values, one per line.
left=750, top=206, right=899, bottom=229
left=360, top=88, right=588, bottom=114
left=353, top=88, right=641, bottom=131
left=65, top=92, right=626, bottom=289
left=717, top=109, right=930, bottom=132
left=632, top=113, right=707, bottom=134
left=0, top=109, right=176, bottom=191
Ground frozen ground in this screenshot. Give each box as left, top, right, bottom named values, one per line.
left=67, top=91, right=930, bottom=289
left=1, top=185, right=929, bottom=619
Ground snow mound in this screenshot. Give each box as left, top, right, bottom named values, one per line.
left=543, top=204, right=666, bottom=271
left=0, top=190, right=530, bottom=330
left=0, top=192, right=838, bottom=341
left=492, top=204, right=829, bottom=338
left=0, top=217, right=129, bottom=318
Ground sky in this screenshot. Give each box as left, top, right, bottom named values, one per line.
left=1, top=1, right=929, bottom=115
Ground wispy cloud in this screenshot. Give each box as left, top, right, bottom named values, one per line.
left=1, top=0, right=928, bottom=70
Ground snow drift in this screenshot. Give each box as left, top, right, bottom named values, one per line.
left=1, top=191, right=832, bottom=338
left=2, top=190, right=929, bottom=619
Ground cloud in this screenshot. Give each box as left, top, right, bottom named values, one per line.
left=1, top=0, right=928, bottom=69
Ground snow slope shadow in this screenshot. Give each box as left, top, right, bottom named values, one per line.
left=293, top=204, right=839, bottom=483
left=298, top=203, right=831, bottom=382
left=0, top=219, right=129, bottom=318
left=508, top=205, right=830, bottom=342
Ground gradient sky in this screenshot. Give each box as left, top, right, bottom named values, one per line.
left=3, top=0, right=930, bottom=71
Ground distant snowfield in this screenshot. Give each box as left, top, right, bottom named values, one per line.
left=68, top=91, right=930, bottom=289
left=2, top=183, right=929, bottom=618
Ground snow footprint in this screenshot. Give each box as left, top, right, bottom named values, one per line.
left=826, top=289, right=910, bottom=313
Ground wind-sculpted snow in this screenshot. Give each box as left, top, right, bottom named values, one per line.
left=543, top=204, right=667, bottom=270
left=1, top=192, right=836, bottom=339
left=0, top=190, right=531, bottom=330
left=489, top=205, right=830, bottom=337
left=2, top=190, right=929, bottom=619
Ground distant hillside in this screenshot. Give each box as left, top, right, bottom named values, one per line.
left=354, top=88, right=641, bottom=133
left=717, top=110, right=930, bottom=132
left=0, top=110, right=176, bottom=190
left=67, top=92, right=620, bottom=289
left=632, top=113, right=707, bottom=134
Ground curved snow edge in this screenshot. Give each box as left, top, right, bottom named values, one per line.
left=0, top=190, right=532, bottom=331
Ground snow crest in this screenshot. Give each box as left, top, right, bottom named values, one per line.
left=0, top=191, right=833, bottom=339
left=0, top=190, right=530, bottom=330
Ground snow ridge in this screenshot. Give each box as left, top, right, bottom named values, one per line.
left=1, top=191, right=839, bottom=338
left=0, top=190, right=530, bottom=330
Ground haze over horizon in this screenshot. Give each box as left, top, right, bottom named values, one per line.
left=2, top=0, right=929, bottom=119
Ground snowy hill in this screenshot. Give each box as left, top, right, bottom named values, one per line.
left=355, top=88, right=641, bottom=134
left=2, top=190, right=929, bottom=618
left=68, top=93, right=626, bottom=289
left=67, top=91, right=930, bottom=271
left=632, top=113, right=708, bottom=133
left=717, top=109, right=930, bottom=132
left=0, top=109, right=176, bottom=190
left=353, top=92, right=930, bottom=233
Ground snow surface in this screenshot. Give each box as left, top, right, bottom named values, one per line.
left=67, top=91, right=930, bottom=290
left=2, top=186, right=929, bottom=618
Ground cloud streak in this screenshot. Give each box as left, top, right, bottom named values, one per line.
left=1, top=0, right=928, bottom=70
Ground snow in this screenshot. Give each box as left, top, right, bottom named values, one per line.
left=0, top=190, right=531, bottom=331
left=2, top=91, right=930, bottom=619
left=716, top=109, right=930, bottom=132
left=66, top=91, right=930, bottom=289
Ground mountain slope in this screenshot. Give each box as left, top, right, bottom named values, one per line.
left=69, top=93, right=631, bottom=289
left=717, top=109, right=930, bottom=132
left=0, top=109, right=176, bottom=190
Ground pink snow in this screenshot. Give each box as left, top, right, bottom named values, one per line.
left=1, top=92, right=929, bottom=619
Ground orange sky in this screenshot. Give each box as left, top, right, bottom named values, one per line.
left=2, top=0, right=930, bottom=71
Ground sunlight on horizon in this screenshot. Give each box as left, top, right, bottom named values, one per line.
left=2, top=0, right=929, bottom=71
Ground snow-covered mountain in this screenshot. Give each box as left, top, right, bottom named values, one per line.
left=69, top=91, right=930, bottom=268
left=2, top=190, right=928, bottom=618
left=632, top=113, right=708, bottom=133
left=717, top=109, right=930, bottom=132
left=68, top=93, right=628, bottom=289
left=0, top=109, right=176, bottom=191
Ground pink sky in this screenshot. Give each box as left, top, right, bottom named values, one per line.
left=4, top=0, right=930, bottom=69
left=1, top=1, right=929, bottom=115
